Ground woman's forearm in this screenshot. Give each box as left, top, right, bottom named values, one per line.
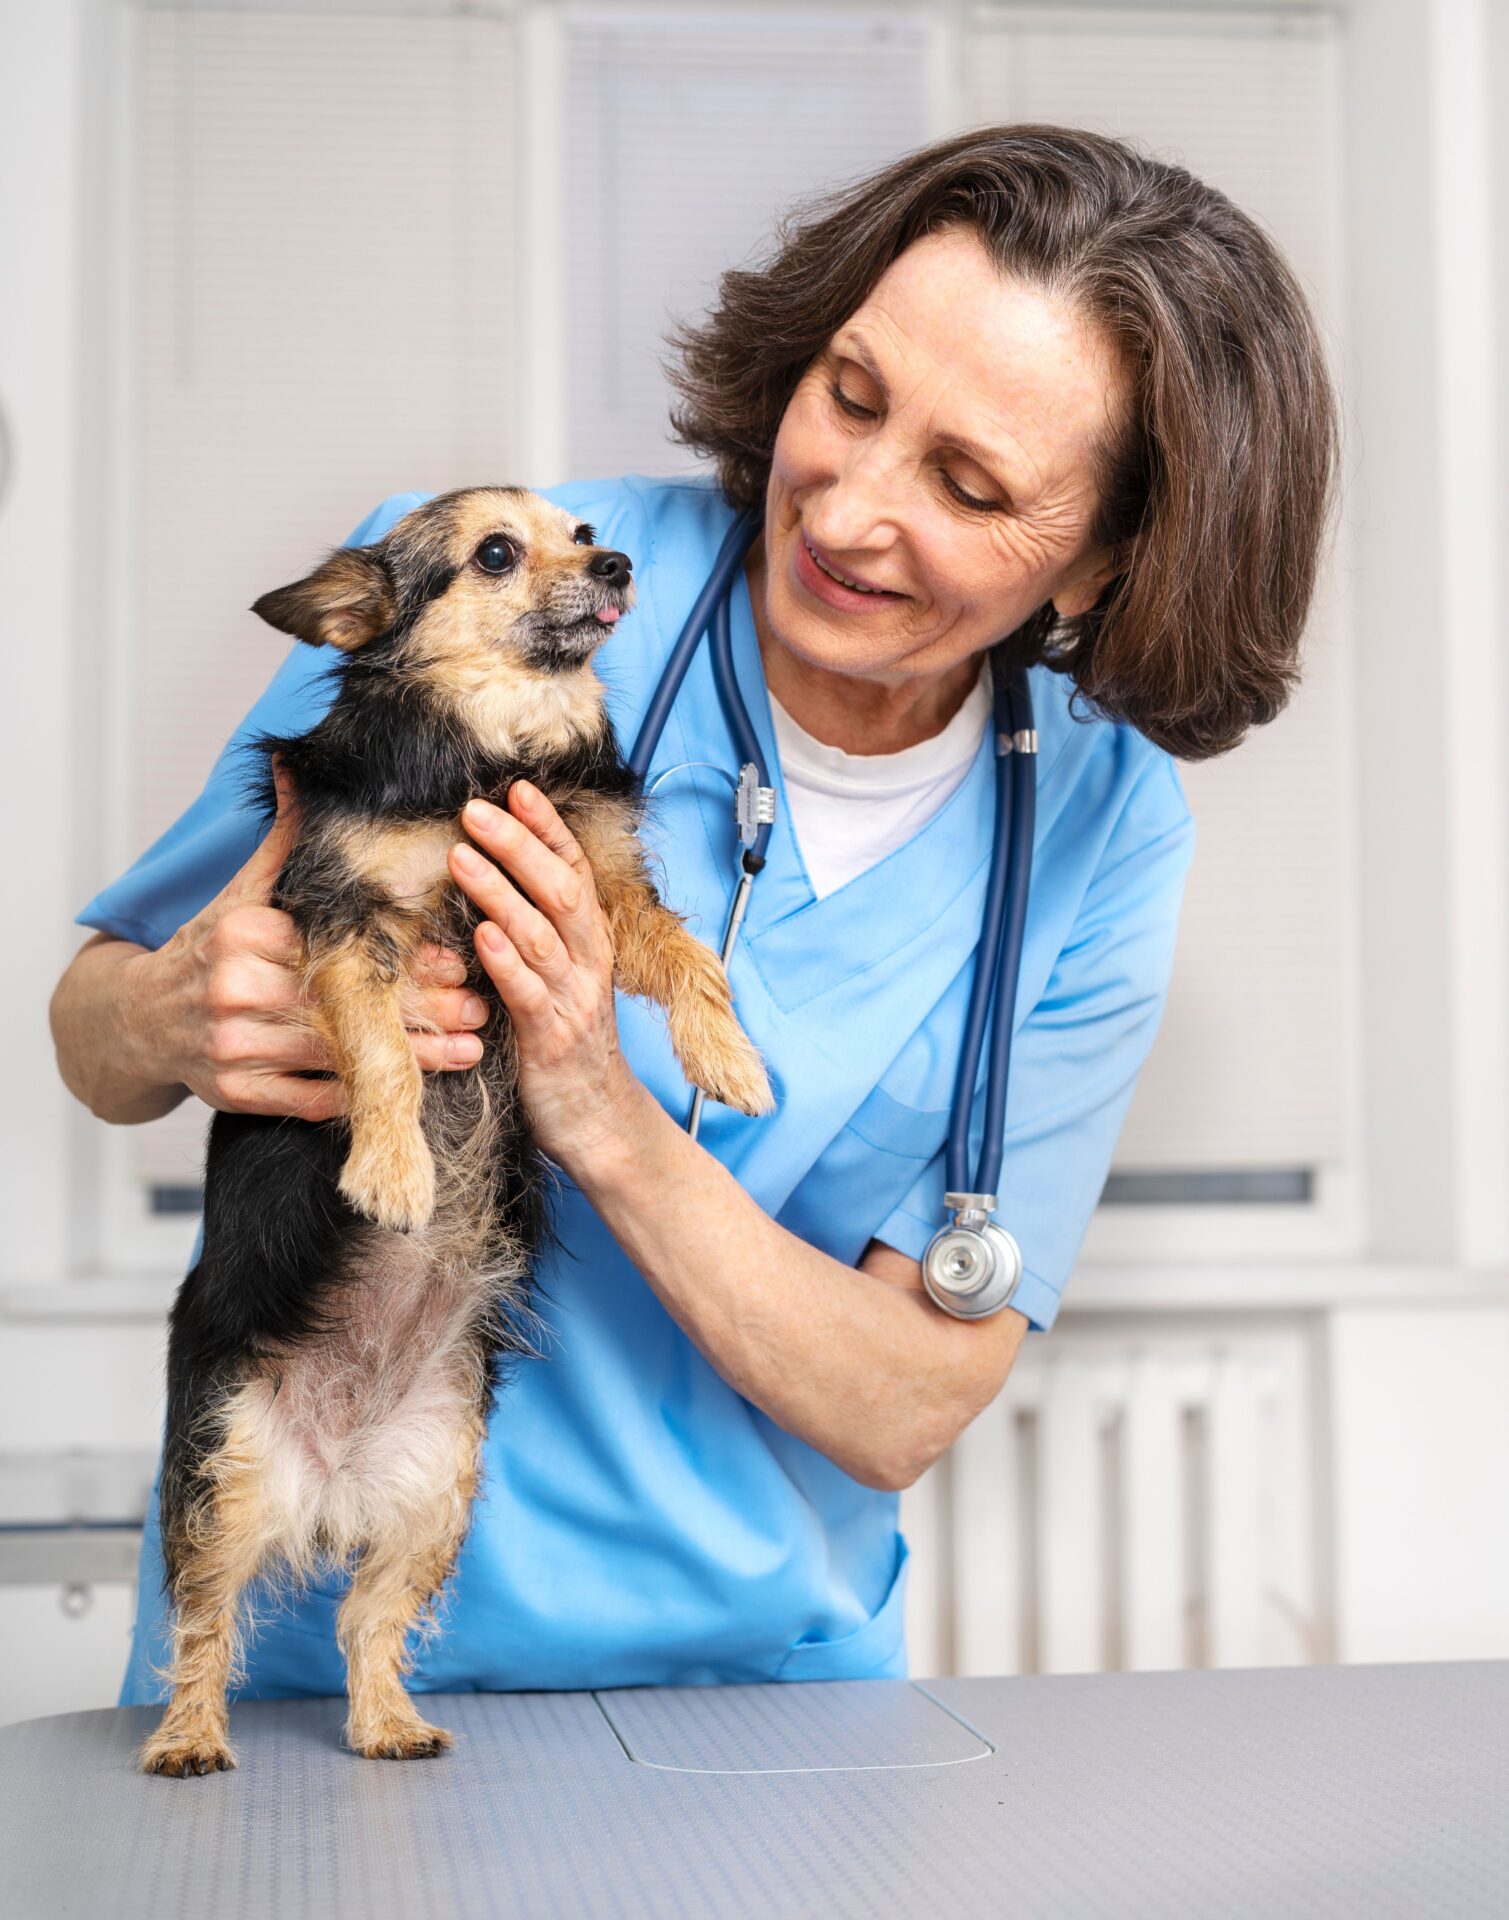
left=566, top=1077, right=1025, bottom=1491
left=49, top=936, right=189, bottom=1125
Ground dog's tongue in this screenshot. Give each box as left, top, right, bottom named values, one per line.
left=595, top=607, right=622, bottom=626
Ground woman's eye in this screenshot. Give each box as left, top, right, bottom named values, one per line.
left=829, top=381, right=876, bottom=421
left=572, top=523, right=596, bottom=547
left=474, top=536, right=519, bottom=574
left=941, top=470, right=1000, bottom=513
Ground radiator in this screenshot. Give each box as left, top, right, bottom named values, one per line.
left=901, top=1316, right=1324, bottom=1677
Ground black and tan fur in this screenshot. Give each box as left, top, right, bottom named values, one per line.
left=140, top=488, right=772, bottom=1778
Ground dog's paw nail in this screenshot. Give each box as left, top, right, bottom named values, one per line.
left=141, top=1736, right=236, bottom=1778
left=351, top=1718, right=454, bottom=1760
left=701, top=1050, right=774, bottom=1118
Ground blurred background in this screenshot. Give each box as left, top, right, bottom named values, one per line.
left=4, top=0, right=1507, bottom=1724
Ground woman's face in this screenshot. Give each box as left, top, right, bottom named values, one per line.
left=756, top=225, right=1129, bottom=686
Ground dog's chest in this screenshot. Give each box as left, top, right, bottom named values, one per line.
left=329, top=817, right=460, bottom=909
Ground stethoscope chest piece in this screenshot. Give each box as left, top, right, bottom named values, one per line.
left=922, top=1194, right=1023, bottom=1319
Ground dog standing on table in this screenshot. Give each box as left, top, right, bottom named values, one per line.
left=141, top=488, right=772, bottom=1777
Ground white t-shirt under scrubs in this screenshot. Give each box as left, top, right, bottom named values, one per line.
left=768, top=664, right=993, bottom=899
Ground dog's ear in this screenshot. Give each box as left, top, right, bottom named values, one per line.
left=252, top=548, right=396, bottom=651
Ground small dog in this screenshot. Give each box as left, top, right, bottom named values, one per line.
left=140, top=488, right=772, bottom=1777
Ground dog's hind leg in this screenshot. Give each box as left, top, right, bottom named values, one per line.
left=140, top=1399, right=283, bottom=1777
left=336, top=1410, right=485, bottom=1760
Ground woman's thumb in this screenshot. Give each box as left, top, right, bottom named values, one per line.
left=270, top=753, right=299, bottom=824
left=230, top=754, right=302, bottom=899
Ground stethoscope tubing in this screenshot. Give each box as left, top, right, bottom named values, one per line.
left=627, top=508, right=763, bottom=785
left=977, top=673, right=1036, bottom=1198
left=628, top=506, right=1035, bottom=1203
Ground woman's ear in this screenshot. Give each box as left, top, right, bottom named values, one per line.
left=252, top=547, right=396, bottom=650
left=1051, top=545, right=1123, bottom=621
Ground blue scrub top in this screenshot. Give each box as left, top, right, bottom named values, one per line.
left=77, top=474, right=1196, bottom=1703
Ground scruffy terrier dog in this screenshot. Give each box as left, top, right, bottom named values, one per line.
left=141, top=489, right=772, bottom=1777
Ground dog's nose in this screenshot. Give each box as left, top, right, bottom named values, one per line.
left=589, top=550, right=632, bottom=588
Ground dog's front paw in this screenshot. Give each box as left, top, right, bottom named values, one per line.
left=697, top=1034, right=775, bottom=1118
left=339, top=1135, right=436, bottom=1233
left=140, top=1725, right=236, bottom=1778
left=349, top=1711, right=455, bottom=1761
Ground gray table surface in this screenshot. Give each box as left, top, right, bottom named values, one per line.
left=3, top=1661, right=1506, bottom=1918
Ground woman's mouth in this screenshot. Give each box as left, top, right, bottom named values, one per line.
left=793, top=531, right=904, bottom=610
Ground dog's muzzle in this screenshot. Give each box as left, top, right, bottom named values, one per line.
left=517, top=552, right=636, bottom=668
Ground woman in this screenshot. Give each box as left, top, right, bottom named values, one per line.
left=52, top=127, right=1338, bottom=1699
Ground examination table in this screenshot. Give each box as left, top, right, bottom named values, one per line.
left=2, top=1662, right=1505, bottom=1916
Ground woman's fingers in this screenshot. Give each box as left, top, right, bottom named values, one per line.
left=214, top=904, right=306, bottom=971
left=398, top=980, right=490, bottom=1036
left=207, top=957, right=486, bottom=1097
left=411, top=1029, right=483, bottom=1071
left=458, top=790, right=604, bottom=965
left=449, top=841, right=576, bottom=992
left=205, top=1065, right=347, bottom=1122
left=508, top=780, right=589, bottom=867
left=250, top=1061, right=516, bottom=1123
left=409, top=941, right=469, bottom=987
left=474, top=921, right=555, bottom=1036
left=403, top=981, right=487, bottom=1070
left=252, top=1073, right=348, bottom=1123
left=220, top=758, right=303, bottom=909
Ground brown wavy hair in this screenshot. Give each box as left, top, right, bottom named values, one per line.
left=665, top=125, right=1341, bottom=761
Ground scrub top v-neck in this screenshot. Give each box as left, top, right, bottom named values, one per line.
left=767, top=661, right=992, bottom=898
left=75, top=472, right=1197, bottom=1703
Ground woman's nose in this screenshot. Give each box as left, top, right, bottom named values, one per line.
left=806, top=452, right=904, bottom=551
left=589, top=550, right=632, bottom=587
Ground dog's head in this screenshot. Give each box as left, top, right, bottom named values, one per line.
left=252, top=487, right=636, bottom=675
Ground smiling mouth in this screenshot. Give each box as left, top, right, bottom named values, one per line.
left=802, top=533, right=900, bottom=597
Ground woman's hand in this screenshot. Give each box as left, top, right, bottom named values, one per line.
left=448, top=782, right=643, bottom=1169
left=116, top=761, right=490, bottom=1122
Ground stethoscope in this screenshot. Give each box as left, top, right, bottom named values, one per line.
left=627, top=509, right=1037, bottom=1322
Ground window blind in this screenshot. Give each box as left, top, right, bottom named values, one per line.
left=120, top=1, right=1350, bottom=1197
left=964, top=4, right=1350, bottom=1173
left=563, top=4, right=929, bottom=478
left=128, top=4, right=519, bottom=1187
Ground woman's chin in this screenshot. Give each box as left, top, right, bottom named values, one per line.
left=766, top=597, right=904, bottom=678
left=763, top=568, right=911, bottom=677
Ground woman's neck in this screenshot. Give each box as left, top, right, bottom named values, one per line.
left=744, top=540, right=983, bottom=756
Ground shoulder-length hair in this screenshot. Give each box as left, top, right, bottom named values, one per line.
left=665, top=125, right=1341, bottom=762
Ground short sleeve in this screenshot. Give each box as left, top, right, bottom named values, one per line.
left=873, top=753, right=1197, bottom=1333
left=72, top=492, right=430, bottom=951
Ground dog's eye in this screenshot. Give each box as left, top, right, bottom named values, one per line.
left=474, top=536, right=519, bottom=575
left=573, top=523, right=596, bottom=547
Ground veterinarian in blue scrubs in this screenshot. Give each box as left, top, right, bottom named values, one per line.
left=69, top=124, right=1339, bottom=1703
